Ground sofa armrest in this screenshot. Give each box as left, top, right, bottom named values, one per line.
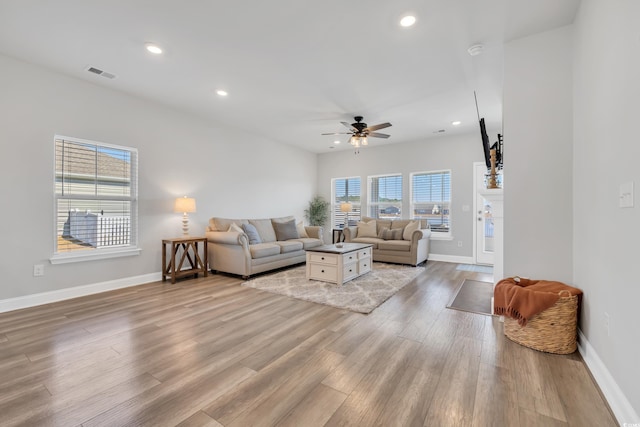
left=304, top=226, right=324, bottom=244
left=343, top=226, right=357, bottom=242
left=410, top=228, right=431, bottom=243
left=206, top=230, right=248, bottom=247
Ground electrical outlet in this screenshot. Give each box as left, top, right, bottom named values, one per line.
left=33, top=264, right=44, bottom=277
left=457, top=241, right=463, bottom=247
left=604, top=312, right=610, bottom=336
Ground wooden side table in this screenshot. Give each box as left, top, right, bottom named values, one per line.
left=162, top=237, right=208, bottom=284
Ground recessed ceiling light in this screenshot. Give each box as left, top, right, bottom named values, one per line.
left=467, top=44, right=484, bottom=56
left=400, top=15, right=416, bottom=27
left=452, top=121, right=461, bottom=126
left=145, top=43, right=163, bottom=54
left=216, top=90, right=228, bottom=97
left=334, top=140, right=341, bottom=144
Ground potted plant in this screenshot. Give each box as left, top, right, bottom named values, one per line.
left=305, top=196, right=330, bottom=226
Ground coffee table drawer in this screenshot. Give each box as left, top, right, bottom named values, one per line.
left=343, top=252, right=358, bottom=264
left=309, top=264, right=337, bottom=281
left=308, top=253, right=337, bottom=265
left=343, top=262, right=358, bottom=281
left=357, top=247, right=372, bottom=259
left=358, top=258, right=371, bottom=274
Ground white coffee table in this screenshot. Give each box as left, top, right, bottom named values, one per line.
left=305, top=243, right=373, bottom=285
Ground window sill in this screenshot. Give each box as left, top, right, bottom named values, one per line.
left=50, top=247, right=142, bottom=264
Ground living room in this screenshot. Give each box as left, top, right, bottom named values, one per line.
left=0, top=0, right=638, bottom=425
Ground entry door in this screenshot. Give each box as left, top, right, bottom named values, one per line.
left=474, top=163, right=494, bottom=265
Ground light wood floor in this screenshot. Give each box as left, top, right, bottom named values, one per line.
left=0, top=261, right=616, bottom=426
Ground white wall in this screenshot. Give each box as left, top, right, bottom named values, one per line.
left=503, top=26, right=574, bottom=283
left=0, top=53, right=316, bottom=301
left=504, top=5, right=640, bottom=420
left=573, top=0, right=640, bottom=419
left=317, top=133, right=486, bottom=260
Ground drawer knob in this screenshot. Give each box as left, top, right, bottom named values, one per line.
left=321, top=269, right=325, bottom=273
left=321, top=257, right=325, bottom=260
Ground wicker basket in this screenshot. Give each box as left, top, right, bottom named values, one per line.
left=504, top=290, right=578, bottom=354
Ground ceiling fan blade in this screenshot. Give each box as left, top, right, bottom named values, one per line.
left=341, top=121, right=358, bottom=132
left=321, top=132, right=353, bottom=136
left=365, top=122, right=392, bottom=132
left=368, top=132, right=390, bottom=138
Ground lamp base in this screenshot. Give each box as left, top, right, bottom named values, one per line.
left=182, top=213, right=190, bottom=236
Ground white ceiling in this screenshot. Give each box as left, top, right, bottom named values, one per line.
left=0, top=0, right=580, bottom=153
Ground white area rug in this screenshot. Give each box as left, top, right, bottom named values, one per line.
left=241, top=263, right=425, bottom=314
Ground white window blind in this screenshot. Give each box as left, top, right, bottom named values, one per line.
left=332, top=177, right=361, bottom=228
left=54, top=136, right=138, bottom=259
left=410, top=170, right=451, bottom=234
left=368, top=174, right=402, bottom=219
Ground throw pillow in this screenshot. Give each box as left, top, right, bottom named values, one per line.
left=378, top=227, right=403, bottom=240
left=249, top=219, right=277, bottom=243
left=272, top=219, right=299, bottom=241
left=356, top=220, right=377, bottom=238
left=242, top=223, right=262, bottom=245
left=403, top=220, right=420, bottom=240
left=227, top=222, right=244, bottom=234
left=296, top=221, right=309, bottom=238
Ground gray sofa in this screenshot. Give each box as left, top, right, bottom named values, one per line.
left=343, top=217, right=431, bottom=266
left=206, top=216, right=324, bottom=278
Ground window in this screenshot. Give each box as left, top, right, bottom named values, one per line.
left=52, top=135, right=140, bottom=263
left=410, top=170, right=451, bottom=236
left=368, top=174, right=402, bottom=219
left=332, top=177, right=361, bottom=228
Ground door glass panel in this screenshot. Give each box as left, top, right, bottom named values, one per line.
left=482, top=199, right=494, bottom=253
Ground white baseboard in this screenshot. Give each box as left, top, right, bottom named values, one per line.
left=578, top=329, right=638, bottom=425
left=428, top=254, right=475, bottom=264
left=0, top=272, right=161, bottom=314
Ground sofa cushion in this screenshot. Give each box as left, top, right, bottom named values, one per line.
left=362, top=217, right=390, bottom=234
left=271, top=215, right=295, bottom=224
left=272, top=218, right=299, bottom=241
left=291, top=238, right=322, bottom=250
left=378, top=240, right=412, bottom=252
left=390, top=219, right=411, bottom=230
left=249, top=243, right=281, bottom=259
left=403, top=220, right=420, bottom=240
left=296, top=221, right=309, bottom=238
left=242, top=223, right=262, bottom=244
left=249, top=219, right=277, bottom=243
left=228, top=222, right=244, bottom=233
left=351, top=237, right=382, bottom=249
left=211, top=217, right=248, bottom=231
left=356, top=220, right=377, bottom=238
left=378, top=227, right=403, bottom=240
left=275, top=240, right=304, bottom=253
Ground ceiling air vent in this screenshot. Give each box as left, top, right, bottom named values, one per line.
left=85, top=66, right=116, bottom=79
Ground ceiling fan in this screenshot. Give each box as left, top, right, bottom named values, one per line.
left=322, top=116, right=392, bottom=149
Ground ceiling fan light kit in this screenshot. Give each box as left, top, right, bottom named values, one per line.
left=322, top=116, right=391, bottom=153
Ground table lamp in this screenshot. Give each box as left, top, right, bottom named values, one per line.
left=174, top=196, right=196, bottom=236
left=340, top=202, right=353, bottom=226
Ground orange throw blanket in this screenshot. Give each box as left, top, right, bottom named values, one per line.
left=493, top=277, right=582, bottom=326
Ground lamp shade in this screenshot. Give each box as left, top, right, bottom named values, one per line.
left=174, top=196, right=196, bottom=213
left=340, top=202, right=353, bottom=213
